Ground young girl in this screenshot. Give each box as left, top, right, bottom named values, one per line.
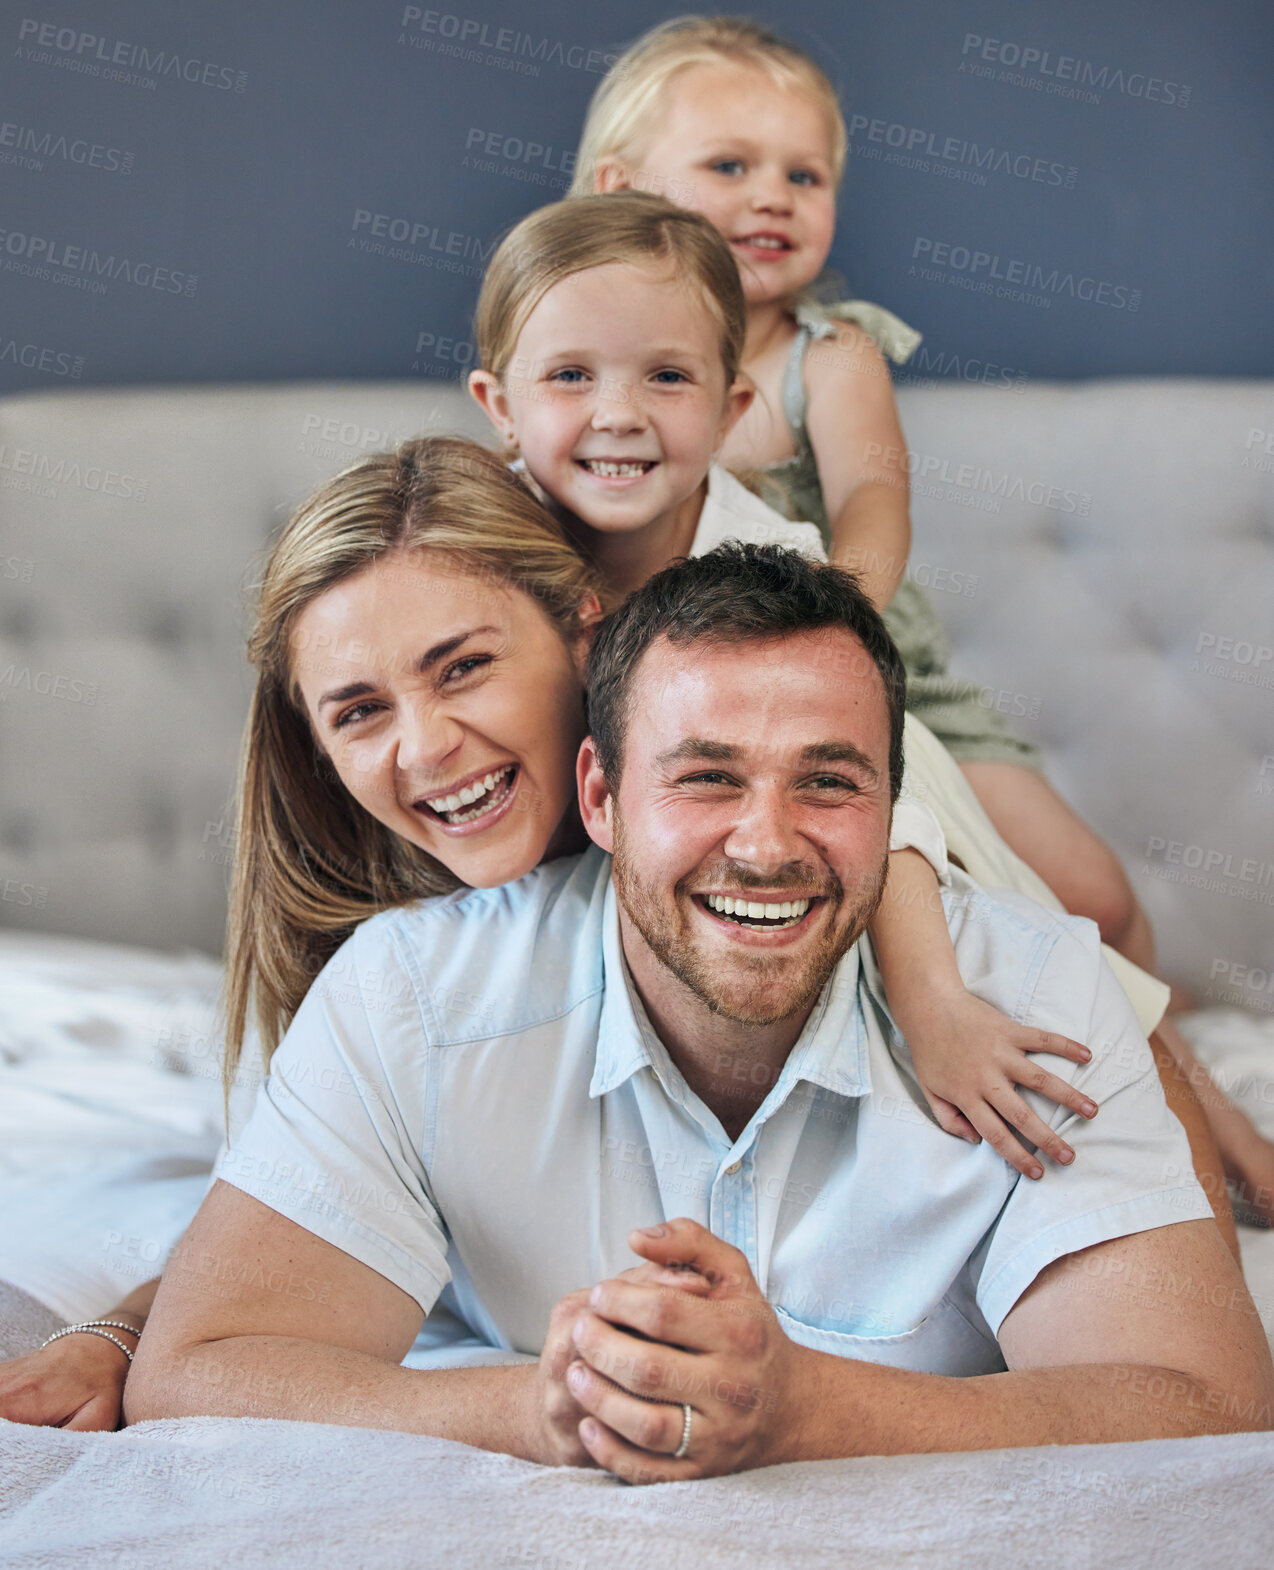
left=570, top=16, right=1159, bottom=976
left=466, top=190, right=1248, bottom=1235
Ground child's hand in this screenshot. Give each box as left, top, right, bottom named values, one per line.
left=904, top=987, right=1099, bottom=1180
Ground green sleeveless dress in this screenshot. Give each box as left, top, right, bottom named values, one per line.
left=760, top=299, right=1043, bottom=770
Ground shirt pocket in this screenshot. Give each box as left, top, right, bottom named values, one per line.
left=773, top=1301, right=1001, bottom=1375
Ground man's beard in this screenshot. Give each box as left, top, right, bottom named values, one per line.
left=610, top=812, right=890, bottom=1027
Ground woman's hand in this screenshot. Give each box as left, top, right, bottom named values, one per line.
left=905, top=985, right=1099, bottom=1179
left=0, top=1329, right=138, bottom=1431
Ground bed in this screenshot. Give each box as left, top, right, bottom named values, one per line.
left=2, top=376, right=1273, bottom=1561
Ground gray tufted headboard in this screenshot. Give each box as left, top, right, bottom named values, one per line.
left=2, top=377, right=1271, bottom=1000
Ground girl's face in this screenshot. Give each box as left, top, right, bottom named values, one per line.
left=599, top=61, right=838, bottom=306
left=470, top=260, right=749, bottom=538
left=290, top=549, right=594, bottom=888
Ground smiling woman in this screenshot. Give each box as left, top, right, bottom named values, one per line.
left=223, top=436, right=606, bottom=1088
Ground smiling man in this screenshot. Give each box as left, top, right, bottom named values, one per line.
left=128, top=544, right=1273, bottom=1480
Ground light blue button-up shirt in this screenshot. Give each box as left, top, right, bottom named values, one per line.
left=218, top=846, right=1211, bottom=1375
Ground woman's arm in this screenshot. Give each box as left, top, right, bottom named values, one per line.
left=868, top=849, right=1098, bottom=1177
left=0, top=1274, right=158, bottom=1431
left=803, top=324, right=910, bottom=609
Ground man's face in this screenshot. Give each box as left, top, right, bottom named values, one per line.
left=594, top=629, right=893, bottom=1026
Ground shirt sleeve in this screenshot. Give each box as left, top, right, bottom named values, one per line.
left=214, top=918, right=450, bottom=1315
left=970, top=901, right=1214, bottom=1334
left=889, top=795, right=951, bottom=885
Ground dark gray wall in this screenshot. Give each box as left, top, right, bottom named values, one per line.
left=1, top=0, right=1270, bottom=394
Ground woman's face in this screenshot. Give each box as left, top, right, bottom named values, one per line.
left=290, top=549, right=592, bottom=888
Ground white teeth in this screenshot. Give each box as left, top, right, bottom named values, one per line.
left=426, top=766, right=513, bottom=819
left=583, top=459, right=649, bottom=477
left=705, top=894, right=811, bottom=927
left=742, top=235, right=786, bottom=249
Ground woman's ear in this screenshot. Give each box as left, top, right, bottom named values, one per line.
left=593, top=156, right=633, bottom=194
left=569, top=592, right=605, bottom=679
left=467, top=369, right=517, bottom=449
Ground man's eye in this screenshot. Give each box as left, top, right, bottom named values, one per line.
left=441, top=655, right=492, bottom=685
left=807, top=775, right=857, bottom=792
left=685, top=771, right=733, bottom=786
left=333, top=701, right=381, bottom=730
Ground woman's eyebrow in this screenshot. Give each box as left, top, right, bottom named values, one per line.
left=316, top=626, right=498, bottom=710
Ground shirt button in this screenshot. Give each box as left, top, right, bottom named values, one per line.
left=724, top=1160, right=742, bottom=1175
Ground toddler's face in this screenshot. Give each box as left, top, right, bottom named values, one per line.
left=605, top=62, right=838, bottom=306
left=472, top=260, right=748, bottom=537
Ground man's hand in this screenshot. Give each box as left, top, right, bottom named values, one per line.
left=532, top=1260, right=716, bottom=1468
left=563, top=1219, right=808, bottom=1484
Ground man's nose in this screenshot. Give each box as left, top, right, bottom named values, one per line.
left=721, top=785, right=807, bottom=873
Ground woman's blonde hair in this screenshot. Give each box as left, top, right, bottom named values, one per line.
left=474, top=190, right=747, bottom=389
left=570, top=15, right=848, bottom=199
left=222, top=435, right=604, bottom=1094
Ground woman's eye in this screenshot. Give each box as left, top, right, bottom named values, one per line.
left=710, top=158, right=744, bottom=176
left=441, top=654, right=492, bottom=685
left=333, top=701, right=381, bottom=731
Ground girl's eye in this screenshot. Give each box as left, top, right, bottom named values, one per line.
left=652, top=368, right=690, bottom=385
left=441, top=654, right=492, bottom=685
left=710, top=158, right=745, bottom=176
left=333, top=701, right=381, bottom=731
left=549, top=368, right=588, bottom=384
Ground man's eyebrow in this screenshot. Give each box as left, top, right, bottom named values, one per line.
left=316, top=626, right=498, bottom=710
left=654, top=737, right=880, bottom=781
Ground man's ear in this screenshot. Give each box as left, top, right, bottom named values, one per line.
left=712, top=373, right=755, bottom=454
left=592, top=156, right=632, bottom=194
left=467, top=369, right=516, bottom=448
left=576, top=735, right=614, bottom=852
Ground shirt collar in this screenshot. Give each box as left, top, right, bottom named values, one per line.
left=589, top=874, right=872, bottom=1104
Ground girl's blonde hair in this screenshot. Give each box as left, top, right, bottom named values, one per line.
left=569, top=15, right=848, bottom=199
left=475, top=190, right=747, bottom=389
left=222, top=435, right=604, bottom=1093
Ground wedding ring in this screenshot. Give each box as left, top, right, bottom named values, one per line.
left=673, top=1402, right=693, bottom=1459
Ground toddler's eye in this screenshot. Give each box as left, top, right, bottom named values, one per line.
left=549, top=368, right=588, bottom=384
left=711, top=158, right=745, bottom=176
left=789, top=169, right=819, bottom=187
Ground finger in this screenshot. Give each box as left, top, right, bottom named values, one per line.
left=577, top=1414, right=699, bottom=1485
left=1012, top=1064, right=1099, bottom=1122
left=587, top=1279, right=734, bottom=1355
left=966, top=1103, right=1045, bottom=1181
left=987, top=1087, right=1077, bottom=1171
left=926, top=1093, right=981, bottom=1144
left=615, top=1264, right=714, bottom=1295
left=571, top=1309, right=699, bottom=1402
left=627, top=1219, right=752, bottom=1294
left=62, top=1391, right=122, bottom=1432
left=567, top=1359, right=689, bottom=1455
left=1021, top=1030, right=1092, bottom=1067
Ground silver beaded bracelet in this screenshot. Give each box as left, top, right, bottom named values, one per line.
left=40, top=1320, right=142, bottom=1363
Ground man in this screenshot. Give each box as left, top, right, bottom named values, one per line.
left=128, top=544, right=1273, bottom=1482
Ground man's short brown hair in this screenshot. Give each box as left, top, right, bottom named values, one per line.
left=586, top=542, right=907, bottom=800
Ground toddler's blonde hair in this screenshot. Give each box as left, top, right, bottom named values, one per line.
left=569, top=15, right=847, bottom=199
left=474, top=191, right=747, bottom=388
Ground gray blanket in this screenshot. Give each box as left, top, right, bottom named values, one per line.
left=2, top=1409, right=1272, bottom=1569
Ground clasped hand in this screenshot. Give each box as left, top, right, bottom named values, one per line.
left=533, top=1217, right=805, bottom=1484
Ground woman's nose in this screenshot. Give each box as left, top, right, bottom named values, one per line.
left=395, top=697, right=464, bottom=776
